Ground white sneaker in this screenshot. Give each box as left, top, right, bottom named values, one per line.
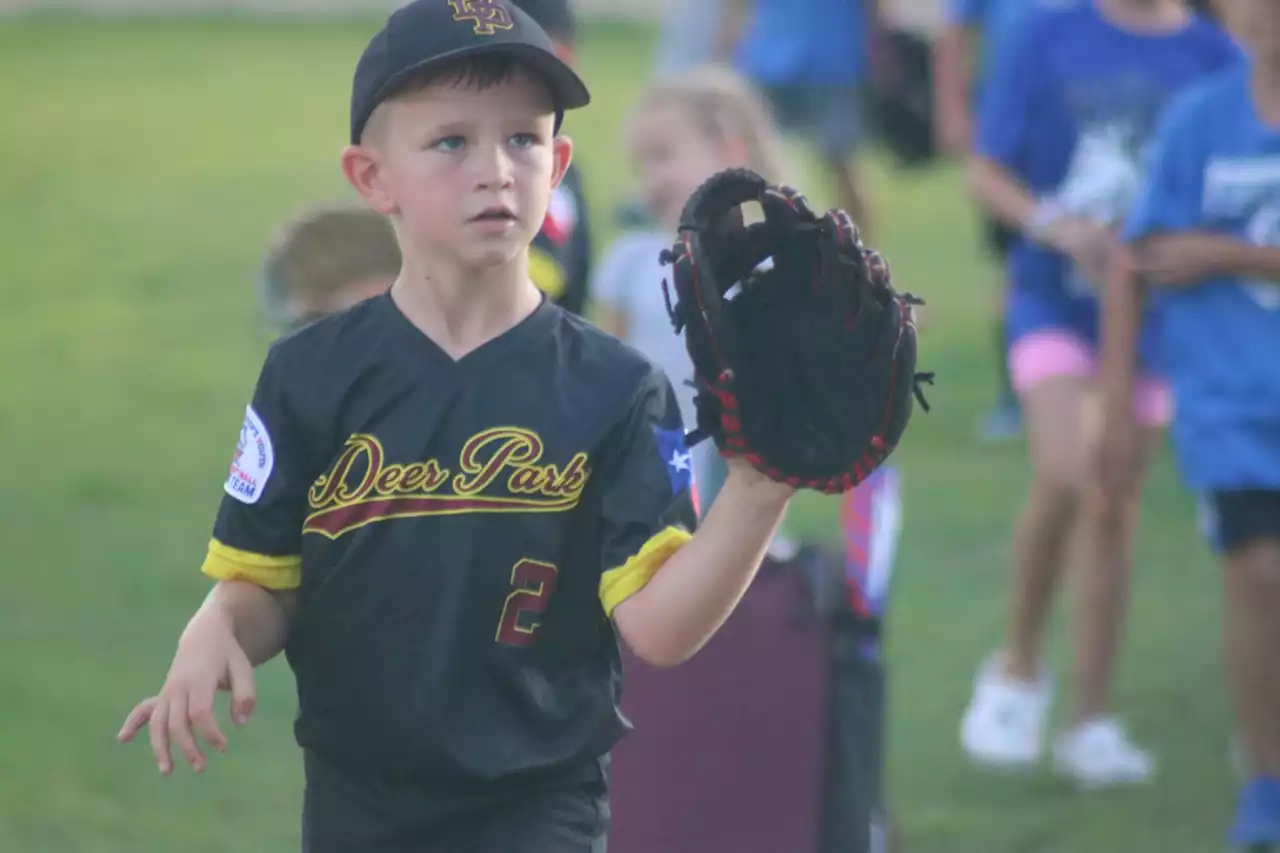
left=960, top=653, right=1053, bottom=770
left=1052, top=717, right=1154, bottom=789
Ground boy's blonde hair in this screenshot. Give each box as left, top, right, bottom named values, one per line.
left=260, top=206, right=401, bottom=325
left=628, top=65, right=792, bottom=185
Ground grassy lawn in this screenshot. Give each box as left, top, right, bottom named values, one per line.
left=0, top=13, right=1238, bottom=852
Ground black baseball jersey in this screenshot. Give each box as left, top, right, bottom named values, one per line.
left=202, top=293, right=696, bottom=788
left=530, top=162, right=592, bottom=316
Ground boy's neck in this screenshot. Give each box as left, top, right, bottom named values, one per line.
left=391, top=253, right=543, bottom=361
left=1252, top=57, right=1280, bottom=127
left=1096, top=0, right=1187, bottom=31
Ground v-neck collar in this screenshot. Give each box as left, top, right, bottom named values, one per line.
left=377, top=290, right=557, bottom=375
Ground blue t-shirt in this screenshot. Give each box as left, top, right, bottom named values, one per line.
left=977, top=2, right=1238, bottom=357
left=735, top=0, right=866, bottom=86
left=947, top=0, right=1039, bottom=91
left=1123, top=66, right=1280, bottom=491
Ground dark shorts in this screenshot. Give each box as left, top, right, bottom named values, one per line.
left=760, top=83, right=866, bottom=158
left=301, top=751, right=608, bottom=853
left=1199, top=490, right=1280, bottom=554
left=983, top=214, right=1018, bottom=260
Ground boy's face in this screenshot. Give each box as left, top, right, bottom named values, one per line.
left=345, top=68, right=571, bottom=272
left=628, top=104, right=742, bottom=230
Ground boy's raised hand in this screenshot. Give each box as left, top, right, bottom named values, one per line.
left=118, top=610, right=256, bottom=775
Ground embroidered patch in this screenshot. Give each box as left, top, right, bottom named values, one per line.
left=225, top=405, right=275, bottom=505
left=652, top=426, right=694, bottom=496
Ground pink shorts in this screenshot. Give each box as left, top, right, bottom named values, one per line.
left=1009, top=330, right=1172, bottom=427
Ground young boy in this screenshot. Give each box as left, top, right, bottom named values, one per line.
left=258, top=205, right=400, bottom=332
left=1099, top=1, right=1280, bottom=843
left=117, top=3, right=797, bottom=851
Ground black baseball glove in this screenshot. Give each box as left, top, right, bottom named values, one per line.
left=659, top=168, right=933, bottom=494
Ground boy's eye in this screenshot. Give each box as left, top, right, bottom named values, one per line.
left=432, top=135, right=466, bottom=152
left=510, top=132, right=538, bottom=149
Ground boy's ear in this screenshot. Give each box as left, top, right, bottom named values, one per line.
left=341, top=144, right=398, bottom=216
left=550, top=136, right=573, bottom=190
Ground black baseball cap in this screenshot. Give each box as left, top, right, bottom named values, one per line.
left=349, top=0, right=591, bottom=145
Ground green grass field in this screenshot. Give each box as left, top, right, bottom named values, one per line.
left=0, top=13, right=1241, bottom=852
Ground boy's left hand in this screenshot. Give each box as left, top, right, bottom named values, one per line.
left=1131, top=233, right=1235, bottom=285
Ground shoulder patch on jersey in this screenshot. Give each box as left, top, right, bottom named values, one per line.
left=225, top=405, right=275, bottom=505
left=652, top=426, right=694, bottom=496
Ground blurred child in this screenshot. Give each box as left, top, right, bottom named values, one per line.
left=932, top=0, right=1035, bottom=442
left=727, top=0, right=883, bottom=239
left=961, top=0, right=1238, bottom=788
left=595, top=65, right=789, bottom=513
left=258, top=206, right=400, bottom=332
left=1100, top=0, right=1280, bottom=843
left=651, top=0, right=728, bottom=78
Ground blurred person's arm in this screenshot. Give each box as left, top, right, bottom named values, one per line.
left=966, top=156, right=1037, bottom=231
left=1098, top=87, right=1212, bottom=495
left=967, top=14, right=1115, bottom=284
left=1132, top=234, right=1280, bottom=285
left=933, top=22, right=976, bottom=155
left=968, top=157, right=1115, bottom=285
left=1095, top=247, right=1144, bottom=494
left=965, top=7, right=1037, bottom=229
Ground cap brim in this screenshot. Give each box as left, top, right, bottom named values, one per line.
left=365, top=41, right=590, bottom=133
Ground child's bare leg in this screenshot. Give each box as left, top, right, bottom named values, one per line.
left=1224, top=536, right=1280, bottom=776
left=962, top=370, right=1085, bottom=769
left=1070, top=424, right=1159, bottom=724
left=1004, top=375, right=1091, bottom=680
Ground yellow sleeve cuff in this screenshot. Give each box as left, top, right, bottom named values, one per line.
left=599, top=526, right=692, bottom=617
left=529, top=246, right=566, bottom=301
left=201, top=539, right=301, bottom=590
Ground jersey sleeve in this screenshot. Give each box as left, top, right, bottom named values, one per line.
left=597, top=368, right=698, bottom=617
left=1122, top=89, right=1209, bottom=243
left=973, top=14, right=1044, bottom=170
left=200, top=349, right=310, bottom=590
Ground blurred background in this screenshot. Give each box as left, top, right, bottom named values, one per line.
left=0, top=0, right=1239, bottom=851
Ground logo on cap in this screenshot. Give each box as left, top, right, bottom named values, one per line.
left=448, top=0, right=515, bottom=35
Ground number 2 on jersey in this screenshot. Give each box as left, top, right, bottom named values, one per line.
left=495, top=558, right=559, bottom=647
